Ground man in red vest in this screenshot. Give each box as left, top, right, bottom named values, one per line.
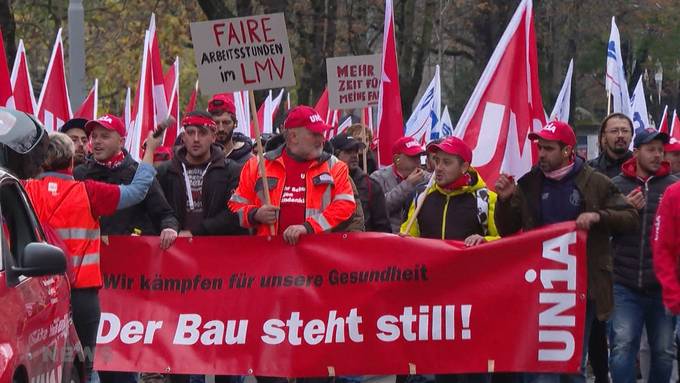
left=24, top=127, right=161, bottom=382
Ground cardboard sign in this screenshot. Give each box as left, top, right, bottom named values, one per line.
left=326, top=54, right=381, bottom=110
left=190, top=13, right=296, bottom=95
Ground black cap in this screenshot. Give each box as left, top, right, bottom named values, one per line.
left=59, top=118, right=89, bottom=135
left=633, top=128, right=669, bottom=148
left=330, top=133, right=366, bottom=152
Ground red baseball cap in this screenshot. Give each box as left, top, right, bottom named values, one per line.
left=208, top=94, right=236, bottom=115
left=392, top=136, right=426, bottom=157
left=528, top=120, right=576, bottom=147
left=427, top=136, right=473, bottom=163
left=665, top=137, right=680, bottom=152
left=84, top=114, right=126, bottom=137
left=283, top=105, right=330, bottom=134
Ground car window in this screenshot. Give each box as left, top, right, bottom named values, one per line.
left=0, top=180, right=41, bottom=265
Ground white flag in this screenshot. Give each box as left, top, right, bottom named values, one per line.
left=550, top=59, right=573, bottom=122
left=606, top=17, right=631, bottom=118
left=430, top=105, right=453, bottom=140
left=404, top=65, right=441, bottom=144
left=630, top=75, right=650, bottom=131
left=263, top=89, right=284, bottom=134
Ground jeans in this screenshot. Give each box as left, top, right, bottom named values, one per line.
left=608, top=283, right=675, bottom=383
left=521, top=300, right=595, bottom=383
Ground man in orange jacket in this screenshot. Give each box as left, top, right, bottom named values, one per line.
left=229, top=105, right=356, bottom=245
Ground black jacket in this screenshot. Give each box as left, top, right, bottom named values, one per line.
left=73, top=150, right=179, bottom=235
left=611, top=159, right=679, bottom=292
left=228, top=133, right=254, bottom=167
left=156, top=146, right=246, bottom=236
left=587, top=151, right=633, bottom=179
left=350, top=167, right=391, bottom=233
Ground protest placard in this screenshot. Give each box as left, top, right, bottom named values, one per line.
left=190, top=13, right=296, bottom=95
left=326, top=54, right=381, bottom=110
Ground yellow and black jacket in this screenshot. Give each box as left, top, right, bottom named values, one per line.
left=401, top=168, right=499, bottom=241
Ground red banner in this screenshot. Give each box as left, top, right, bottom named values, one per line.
left=95, top=222, right=587, bottom=376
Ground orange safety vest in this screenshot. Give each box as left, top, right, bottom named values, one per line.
left=24, top=174, right=102, bottom=289
left=229, top=146, right=356, bottom=236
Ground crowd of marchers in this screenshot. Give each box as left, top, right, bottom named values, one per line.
left=16, top=94, right=680, bottom=383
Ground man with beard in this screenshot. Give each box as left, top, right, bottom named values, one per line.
left=588, top=113, right=634, bottom=178
left=495, top=120, right=637, bottom=383
left=156, top=111, right=245, bottom=237
left=331, top=133, right=390, bottom=232
left=609, top=128, right=677, bottom=383
left=74, top=114, right=179, bottom=383
left=207, top=94, right=253, bottom=166
left=60, top=118, right=89, bottom=166
left=585, top=112, right=635, bottom=383
left=229, top=105, right=356, bottom=244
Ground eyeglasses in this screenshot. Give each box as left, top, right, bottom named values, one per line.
left=604, top=128, right=632, bottom=136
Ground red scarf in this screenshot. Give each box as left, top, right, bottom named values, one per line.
left=441, top=173, right=471, bottom=191
left=95, top=151, right=126, bottom=169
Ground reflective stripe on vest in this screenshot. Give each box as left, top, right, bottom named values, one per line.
left=24, top=177, right=102, bottom=289
left=56, top=228, right=100, bottom=240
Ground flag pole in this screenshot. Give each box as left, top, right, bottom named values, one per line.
left=360, top=111, right=368, bottom=173
left=401, top=173, right=435, bottom=235
left=248, top=90, right=275, bottom=236
left=607, top=90, right=611, bottom=115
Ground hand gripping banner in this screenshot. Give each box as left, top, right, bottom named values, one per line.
left=95, top=222, right=587, bottom=376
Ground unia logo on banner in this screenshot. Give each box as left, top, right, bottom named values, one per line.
left=523, top=232, right=578, bottom=362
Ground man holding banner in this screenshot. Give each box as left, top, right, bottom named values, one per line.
left=401, top=136, right=499, bottom=247
left=229, top=105, right=356, bottom=244
left=494, top=121, right=637, bottom=382
left=330, top=132, right=390, bottom=233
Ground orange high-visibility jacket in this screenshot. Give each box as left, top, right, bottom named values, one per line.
left=229, top=146, right=356, bottom=235
left=24, top=175, right=102, bottom=288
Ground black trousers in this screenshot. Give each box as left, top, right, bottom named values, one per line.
left=71, top=288, right=101, bottom=382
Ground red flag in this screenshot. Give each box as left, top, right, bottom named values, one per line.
left=251, top=94, right=266, bottom=138
left=149, top=14, right=168, bottom=120
left=314, top=87, right=330, bottom=121
left=36, top=28, right=73, bottom=131
left=453, top=0, right=546, bottom=183
left=185, top=80, right=198, bottom=114
left=671, top=110, right=680, bottom=141
left=162, top=58, right=179, bottom=147
left=313, top=88, right=339, bottom=139
left=659, top=105, right=669, bottom=135
left=376, top=0, right=404, bottom=166
left=250, top=89, right=285, bottom=135
left=10, top=40, right=36, bottom=115
left=0, top=28, right=13, bottom=107
left=129, top=31, right=156, bottom=159
left=74, top=79, right=98, bottom=120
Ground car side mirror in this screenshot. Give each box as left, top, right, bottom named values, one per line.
left=11, top=242, right=66, bottom=277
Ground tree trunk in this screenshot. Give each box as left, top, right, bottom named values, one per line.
left=0, top=0, right=16, bottom=68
